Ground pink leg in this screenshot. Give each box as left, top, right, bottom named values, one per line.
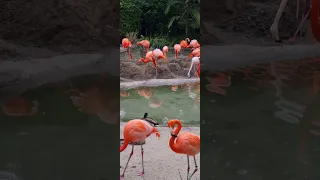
left=188, top=156, right=198, bottom=180
left=288, top=6, right=311, bottom=43
left=139, top=145, right=145, bottom=176
left=120, top=145, right=134, bottom=179
left=187, top=155, right=190, bottom=179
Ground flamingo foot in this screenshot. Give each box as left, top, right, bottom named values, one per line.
left=138, top=172, right=144, bottom=176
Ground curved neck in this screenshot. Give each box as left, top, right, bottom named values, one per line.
left=311, top=0, right=320, bottom=42
left=169, top=121, right=182, bottom=153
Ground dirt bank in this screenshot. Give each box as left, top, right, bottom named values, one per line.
left=120, top=58, right=197, bottom=80
left=202, top=0, right=317, bottom=45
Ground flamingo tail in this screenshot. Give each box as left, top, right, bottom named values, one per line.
left=120, top=140, right=129, bottom=152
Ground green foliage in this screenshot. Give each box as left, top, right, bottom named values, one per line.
left=138, top=36, right=173, bottom=48
left=165, top=0, right=200, bottom=36
left=120, top=0, right=200, bottom=40
left=126, top=31, right=138, bottom=44
left=120, top=0, right=142, bottom=35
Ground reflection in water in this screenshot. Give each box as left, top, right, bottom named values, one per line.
left=1, top=98, right=38, bottom=117
left=0, top=74, right=119, bottom=180
left=202, top=57, right=320, bottom=179
left=120, top=83, right=200, bottom=124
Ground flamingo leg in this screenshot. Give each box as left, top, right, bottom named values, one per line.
left=188, top=62, right=194, bottom=78
left=187, top=156, right=198, bottom=180
left=154, top=66, right=158, bottom=79
left=120, top=145, right=134, bottom=179
left=289, top=6, right=311, bottom=42
left=187, top=155, right=190, bottom=179
left=270, top=0, right=289, bottom=41
left=139, top=145, right=145, bottom=176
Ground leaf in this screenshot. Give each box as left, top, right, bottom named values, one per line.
left=168, top=16, right=181, bottom=29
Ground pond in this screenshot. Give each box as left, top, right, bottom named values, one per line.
left=120, top=83, right=200, bottom=125
left=0, top=74, right=119, bottom=180
left=201, top=57, right=320, bottom=179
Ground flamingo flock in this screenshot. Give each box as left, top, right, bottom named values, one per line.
left=120, top=117, right=200, bottom=180
left=121, top=37, right=201, bottom=79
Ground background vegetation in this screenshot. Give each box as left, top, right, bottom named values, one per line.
left=120, top=0, right=200, bottom=47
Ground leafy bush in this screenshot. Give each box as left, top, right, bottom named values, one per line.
left=120, top=0, right=142, bottom=35
left=126, top=31, right=138, bottom=44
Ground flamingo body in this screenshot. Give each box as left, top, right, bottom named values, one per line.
left=122, top=38, right=133, bottom=60
left=162, top=46, right=169, bottom=58
left=180, top=38, right=190, bottom=48
left=168, top=119, right=200, bottom=179
left=188, top=48, right=200, bottom=59
left=174, top=44, right=181, bottom=59
left=137, top=40, right=150, bottom=55
left=120, top=119, right=160, bottom=179
left=187, top=39, right=200, bottom=49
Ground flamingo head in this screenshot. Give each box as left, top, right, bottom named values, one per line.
left=168, top=119, right=181, bottom=129
left=186, top=38, right=190, bottom=42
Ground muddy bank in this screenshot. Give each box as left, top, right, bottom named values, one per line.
left=201, top=44, right=320, bottom=72
left=120, top=78, right=200, bottom=91
left=120, top=58, right=196, bottom=80
left=202, top=0, right=316, bottom=45
left=0, top=52, right=118, bottom=104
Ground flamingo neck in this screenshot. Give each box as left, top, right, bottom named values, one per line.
left=311, top=0, right=320, bottom=42
left=169, top=121, right=182, bottom=153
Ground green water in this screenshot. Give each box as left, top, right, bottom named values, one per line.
left=120, top=84, right=200, bottom=125
left=201, top=57, right=320, bottom=179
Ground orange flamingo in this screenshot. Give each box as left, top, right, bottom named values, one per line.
left=122, top=38, right=133, bottom=60
left=188, top=48, right=200, bottom=59
left=120, top=113, right=160, bottom=179
left=174, top=44, right=181, bottom=60
left=137, top=40, right=150, bottom=56
left=162, top=46, right=169, bottom=58
left=168, top=119, right=200, bottom=180
left=180, top=38, right=190, bottom=48
left=311, top=0, right=320, bottom=42
left=187, top=39, right=200, bottom=49
left=138, top=49, right=166, bottom=78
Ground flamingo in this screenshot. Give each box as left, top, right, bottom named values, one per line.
left=188, top=57, right=200, bottom=78
left=138, top=49, right=166, bottom=78
left=187, top=39, right=200, bottom=49
left=168, top=119, right=200, bottom=180
left=162, top=46, right=169, bottom=58
left=188, top=48, right=200, bottom=59
left=120, top=113, right=160, bottom=179
left=270, top=0, right=320, bottom=42
left=180, top=38, right=190, bottom=48
left=311, top=0, right=320, bottom=42
left=122, top=38, right=133, bottom=60
left=174, top=44, right=181, bottom=60
left=137, top=40, right=150, bottom=56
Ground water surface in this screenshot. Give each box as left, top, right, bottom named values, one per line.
left=120, top=83, right=200, bottom=125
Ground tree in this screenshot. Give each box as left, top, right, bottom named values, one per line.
left=164, top=0, right=200, bottom=36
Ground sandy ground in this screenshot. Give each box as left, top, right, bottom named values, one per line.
left=120, top=123, right=200, bottom=180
